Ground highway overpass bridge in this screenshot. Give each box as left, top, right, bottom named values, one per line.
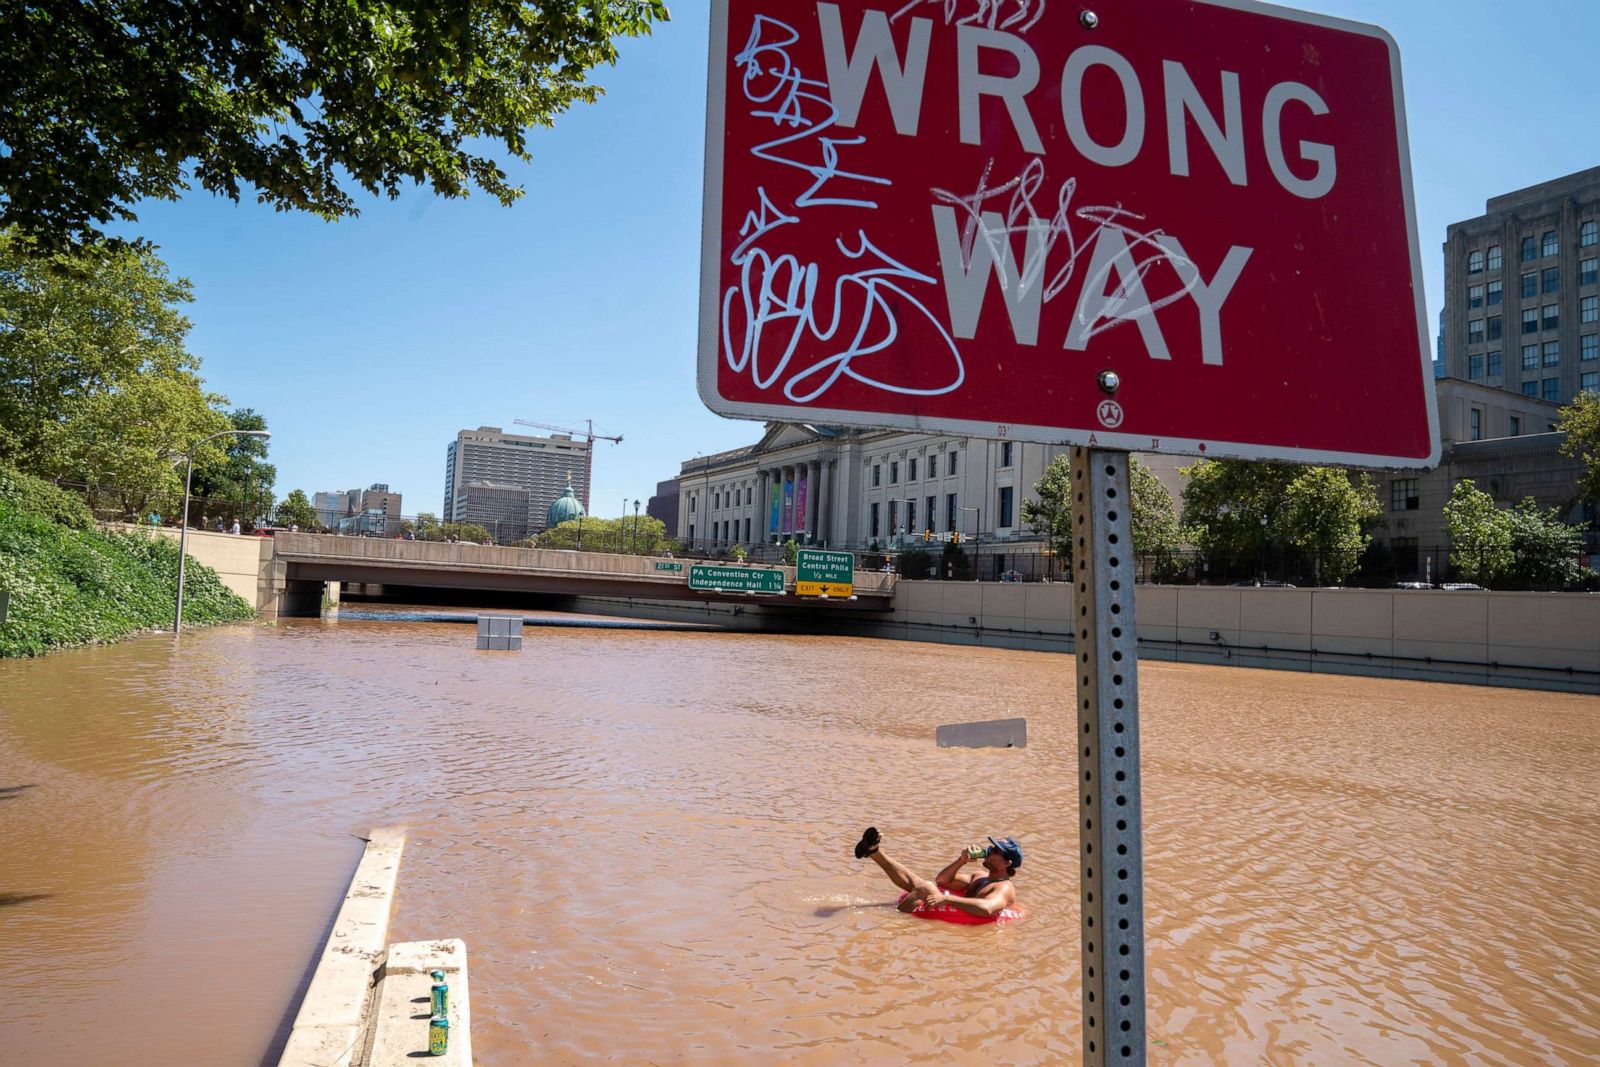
left=261, top=532, right=896, bottom=617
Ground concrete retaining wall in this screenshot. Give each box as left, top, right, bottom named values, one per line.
left=105, top=523, right=274, bottom=608
left=571, top=583, right=1600, bottom=694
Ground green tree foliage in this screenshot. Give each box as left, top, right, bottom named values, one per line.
left=898, top=546, right=934, bottom=579
left=1280, top=467, right=1382, bottom=585
left=189, top=408, right=276, bottom=526
left=1179, top=459, right=1300, bottom=564
left=1443, top=479, right=1513, bottom=585
left=0, top=234, right=229, bottom=510
left=274, top=489, right=319, bottom=530
left=1503, top=498, right=1585, bottom=588
left=1023, top=455, right=1181, bottom=572
left=0, top=1, right=671, bottom=252
left=538, top=515, right=668, bottom=554
left=1557, top=389, right=1600, bottom=506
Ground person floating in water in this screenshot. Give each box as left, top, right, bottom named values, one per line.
left=854, top=827, right=1022, bottom=919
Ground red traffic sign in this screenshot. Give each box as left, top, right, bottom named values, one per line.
left=699, top=0, right=1439, bottom=468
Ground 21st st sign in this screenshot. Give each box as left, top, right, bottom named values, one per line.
left=699, top=0, right=1439, bottom=468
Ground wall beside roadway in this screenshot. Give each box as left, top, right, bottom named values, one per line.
left=569, top=582, right=1600, bottom=695
left=104, top=523, right=275, bottom=608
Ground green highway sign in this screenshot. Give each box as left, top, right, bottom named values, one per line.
left=688, top=563, right=785, bottom=594
left=796, top=549, right=854, bottom=585
left=653, top=561, right=684, bottom=572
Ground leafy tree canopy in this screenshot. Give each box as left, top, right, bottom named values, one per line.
left=1022, top=454, right=1180, bottom=574
left=1443, top=479, right=1513, bottom=586
left=1557, top=389, right=1600, bottom=506
left=275, top=488, right=319, bottom=530
left=538, top=514, right=666, bottom=554
left=0, top=1, right=670, bottom=252
left=190, top=408, right=277, bottom=523
left=1179, top=459, right=1301, bottom=562
left=1279, top=467, right=1381, bottom=585
left=0, top=232, right=228, bottom=509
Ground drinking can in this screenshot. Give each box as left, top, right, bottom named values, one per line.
left=431, top=980, right=449, bottom=1018
left=966, top=845, right=987, bottom=861
left=428, top=1014, right=449, bottom=1056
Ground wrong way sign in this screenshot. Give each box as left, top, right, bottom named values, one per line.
left=699, top=0, right=1439, bottom=468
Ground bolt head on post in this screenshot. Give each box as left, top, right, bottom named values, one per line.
left=1080, top=9, right=1100, bottom=29
left=1097, top=369, right=1121, bottom=396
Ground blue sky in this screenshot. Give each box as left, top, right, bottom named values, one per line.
left=122, top=1, right=1600, bottom=519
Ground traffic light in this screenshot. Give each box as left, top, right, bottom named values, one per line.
left=952, top=530, right=961, bottom=544
left=923, top=528, right=931, bottom=542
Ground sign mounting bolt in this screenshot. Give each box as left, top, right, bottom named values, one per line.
left=1080, top=10, right=1100, bottom=29
left=1097, top=369, right=1121, bottom=395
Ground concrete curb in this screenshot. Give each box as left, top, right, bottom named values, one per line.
left=362, top=939, right=473, bottom=1065
left=278, top=828, right=406, bottom=1067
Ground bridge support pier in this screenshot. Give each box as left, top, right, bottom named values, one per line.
left=261, top=556, right=338, bottom=619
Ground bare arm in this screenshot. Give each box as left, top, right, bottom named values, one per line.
left=933, top=852, right=973, bottom=890
left=931, top=881, right=1015, bottom=918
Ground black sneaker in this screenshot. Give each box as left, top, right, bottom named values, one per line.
left=854, top=826, right=880, bottom=859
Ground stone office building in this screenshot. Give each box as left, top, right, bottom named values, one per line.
left=676, top=423, right=1072, bottom=560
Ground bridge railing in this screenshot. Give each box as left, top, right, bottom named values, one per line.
left=272, top=532, right=898, bottom=596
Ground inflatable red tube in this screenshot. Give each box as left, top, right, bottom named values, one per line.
left=899, top=885, right=1021, bottom=925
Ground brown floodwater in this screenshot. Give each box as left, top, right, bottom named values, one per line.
left=3, top=610, right=1598, bottom=1065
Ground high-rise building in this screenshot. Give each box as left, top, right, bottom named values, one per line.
left=313, top=483, right=403, bottom=533
left=1443, top=166, right=1600, bottom=404
left=442, top=427, right=591, bottom=535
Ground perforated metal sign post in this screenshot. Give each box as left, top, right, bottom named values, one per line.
left=1071, top=447, right=1146, bottom=1066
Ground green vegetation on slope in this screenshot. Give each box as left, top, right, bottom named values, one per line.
left=0, top=466, right=254, bottom=657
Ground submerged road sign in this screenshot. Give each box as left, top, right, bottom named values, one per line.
left=700, top=0, right=1438, bottom=468
left=688, top=563, right=785, bottom=593
left=795, top=548, right=854, bottom=597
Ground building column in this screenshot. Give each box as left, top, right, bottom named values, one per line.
left=807, top=460, right=821, bottom=543
left=756, top=470, right=769, bottom=541
left=818, top=459, right=832, bottom=546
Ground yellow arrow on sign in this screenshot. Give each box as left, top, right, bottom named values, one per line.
left=796, top=581, right=854, bottom=598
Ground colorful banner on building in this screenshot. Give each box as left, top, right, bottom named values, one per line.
left=769, top=482, right=780, bottom=535
left=782, top=479, right=794, bottom=533
left=794, top=468, right=808, bottom=535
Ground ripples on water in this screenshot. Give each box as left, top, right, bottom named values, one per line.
left=1, top=613, right=1597, bottom=1064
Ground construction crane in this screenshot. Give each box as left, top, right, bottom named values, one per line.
left=513, top=418, right=622, bottom=510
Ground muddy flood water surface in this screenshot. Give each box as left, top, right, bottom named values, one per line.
left=3, top=612, right=1598, bottom=1065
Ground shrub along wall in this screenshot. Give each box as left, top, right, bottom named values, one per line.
left=0, top=471, right=255, bottom=657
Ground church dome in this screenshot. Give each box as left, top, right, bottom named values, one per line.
left=547, top=481, right=586, bottom=527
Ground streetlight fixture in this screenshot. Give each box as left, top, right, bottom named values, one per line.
left=175, top=428, right=270, bottom=634
left=633, top=498, right=641, bottom=555
left=1259, top=513, right=1269, bottom=585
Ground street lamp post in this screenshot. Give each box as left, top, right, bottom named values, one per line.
left=958, top=505, right=980, bottom=581
left=633, top=499, right=641, bottom=555
left=1259, top=514, right=1269, bottom=584
left=175, top=428, right=270, bottom=634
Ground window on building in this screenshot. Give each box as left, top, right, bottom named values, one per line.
left=1467, top=318, right=1484, bottom=344
left=1520, top=272, right=1537, bottom=299
left=1522, top=380, right=1540, bottom=397
left=1582, top=295, right=1599, bottom=324
left=1522, top=344, right=1539, bottom=370
left=1467, top=284, right=1484, bottom=309
left=948, top=451, right=959, bottom=476
left=906, top=500, right=917, bottom=532
left=888, top=499, right=899, bottom=534
left=1487, top=279, right=1503, bottom=306
left=1487, top=245, right=1503, bottom=271
left=1000, top=441, right=1014, bottom=467
left=1522, top=308, right=1539, bottom=335
left=1521, top=236, right=1537, bottom=262
left=690, top=494, right=697, bottom=513
left=1469, top=354, right=1484, bottom=378
left=1390, top=478, right=1420, bottom=511
left=889, top=461, right=898, bottom=484
left=1583, top=371, right=1599, bottom=395
left=1542, top=230, right=1559, bottom=257
left=1487, top=315, right=1502, bottom=341
left=947, top=493, right=958, bottom=531
left=1543, top=304, right=1559, bottom=331
left=1470, top=408, right=1482, bottom=440
left=1487, top=350, right=1503, bottom=377
left=997, top=486, right=1014, bottom=527
left=1583, top=258, right=1598, bottom=286
left=1544, top=340, right=1561, bottom=366
left=926, top=495, right=937, bottom=531
left=1467, top=249, right=1484, bottom=273
left=1509, top=415, right=1521, bottom=436
left=1583, top=334, right=1599, bottom=362
left=1582, top=220, right=1598, bottom=247
left=908, top=457, right=918, bottom=481
left=872, top=464, right=881, bottom=487
left=928, top=454, right=938, bottom=478
left=1543, top=267, right=1560, bottom=294
left=1543, top=378, right=1561, bottom=402
left=744, top=518, right=751, bottom=542
left=870, top=502, right=880, bottom=538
